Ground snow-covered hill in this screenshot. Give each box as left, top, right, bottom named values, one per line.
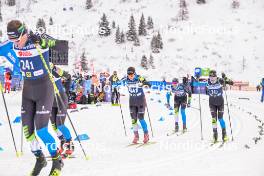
left=0, top=0, right=264, bottom=84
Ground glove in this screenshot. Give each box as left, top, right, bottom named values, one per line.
left=30, top=31, right=41, bottom=44
left=139, top=76, right=145, bottom=82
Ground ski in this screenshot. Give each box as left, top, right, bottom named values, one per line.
left=126, top=143, right=142, bottom=147
left=166, top=130, right=187, bottom=137
left=135, top=141, right=157, bottom=148
left=218, top=140, right=229, bottom=148
left=80, top=106, right=89, bottom=110
left=46, top=154, right=77, bottom=160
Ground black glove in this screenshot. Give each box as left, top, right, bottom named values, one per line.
left=29, top=31, right=41, bottom=44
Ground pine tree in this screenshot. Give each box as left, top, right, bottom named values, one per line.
left=177, top=0, right=189, bottom=21
left=149, top=54, right=155, bottom=69
left=0, top=2, right=2, bottom=22
left=138, top=14, right=147, bottom=36
left=112, top=21, right=116, bottom=29
left=36, top=18, right=46, bottom=33
left=126, top=15, right=137, bottom=41
left=49, top=17, right=53, bottom=25
left=197, top=0, right=206, bottom=4
left=133, top=34, right=140, bottom=46
left=86, top=0, right=93, bottom=9
left=98, top=13, right=111, bottom=36
left=156, top=32, right=163, bottom=49
left=7, top=0, right=16, bottom=6
left=120, top=31, right=125, bottom=43
left=141, top=55, right=148, bottom=69
left=147, top=16, right=154, bottom=29
left=80, top=51, right=89, bottom=72
left=115, top=26, right=121, bottom=44
left=151, top=35, right=159, bottom=53
left=232, top=0, right=240, bottom=9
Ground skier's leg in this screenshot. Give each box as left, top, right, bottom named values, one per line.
left=22, top=97, right=47, bottom=176
left=217, top=104, right=228, bottom=142
left=56, top=92, right=72, bottom=142
left=130, top=105, right=139, bottom=143
left=180, top=100, right=187, bottom=131
left=138, top=104, right=148, bottom=134
left=21, top=97, right=42, bottom=155
left=138, top=104, right=149, bottom=143
left=209, top=104, right=218, bottom=142
left=34, top=85, right=57, bottom=157
left=174, top=102, right=180, bottom=132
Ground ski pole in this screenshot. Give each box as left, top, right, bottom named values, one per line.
left=223, top=81, right=234, bottom=141
left=20, top=123, right=23, bottom=155
left=145, top=98, right=154, bottom=137
left=0, top=83, right=20, bottom=157
left=197, top=78, right=204, bottom=140
left=35, top=45, right=89, bottom=160
left=118, top=99, right=127, bottom=136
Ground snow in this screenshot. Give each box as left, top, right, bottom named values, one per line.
left=0, top=90, right=264, bottom=176
left=1, top=0, right=264, bottom=84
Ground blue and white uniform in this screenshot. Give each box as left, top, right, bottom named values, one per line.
left=121, top=74, right=149, bottom=134
left=14, top=35, right=58, bottom=157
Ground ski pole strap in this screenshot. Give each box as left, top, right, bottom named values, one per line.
left=34, top=44, right=60, bottom=96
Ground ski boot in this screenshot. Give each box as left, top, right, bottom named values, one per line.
left=183, top=123, right=187, bottom=133
left=30, top=151, right=47, bottom=176
left=61, top=140, right=75, bottom=158
left=143, top=132, right=149, bottom=144
left=222, top=128, right=228, bottom=142
left=175, top=122, right=179, bottom=133
left=132, top=131, right=139, bottom=144
left=213, top=129, right=218, bottom=143
left=49, top=152, right=64, bottom=176
left=59, top=137, right=66, bottom=155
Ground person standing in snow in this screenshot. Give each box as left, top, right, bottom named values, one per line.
left=7, top=20, right=63, bottom=176
left=109, top=71, right=120, bottom=105
left=121, top=67, right=150, bottom=144
left=171, top=77, right=192, bottom=133
left=206, top=70, right=233, bottom=143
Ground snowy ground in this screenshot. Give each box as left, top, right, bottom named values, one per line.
left=0, top=90, right=264, bottom=176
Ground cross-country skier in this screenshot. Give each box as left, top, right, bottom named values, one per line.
left=50, top=63, right=74, bottom=158
left=206, top=70, right=232, bottom=143
left=122, top=67, right=150, bottom=144
left=7, top=20, right=63, bottom=176
left=171, top=77, right=192, bottom=133
left=260, top=78, right=264, bottom=102
left=109, top=71, right=120, bottom=105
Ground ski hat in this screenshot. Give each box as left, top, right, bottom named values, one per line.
left=127, top=67, right=135, bottom=75
left=113, top=71, right=117, bottom=75
left=209, top=70, right=217, bottom=77
left=172, top=78, right=178, bottom=84
left=7, top=20, right=27, bottom=40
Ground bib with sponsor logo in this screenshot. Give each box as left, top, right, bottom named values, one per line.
left=13, top=40, right=49, bottom=80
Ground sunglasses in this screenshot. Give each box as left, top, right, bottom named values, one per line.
left=127, top=72, right=134, bottom=75
left=9, top=26, right=25, bottom=43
